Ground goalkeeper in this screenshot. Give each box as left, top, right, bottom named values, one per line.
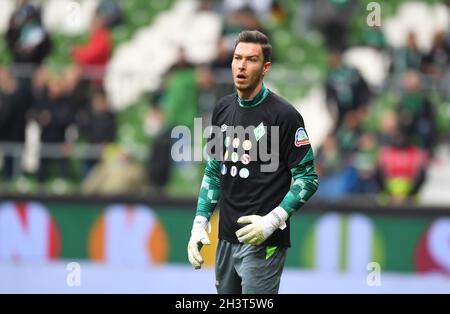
left=187, top=30, right=319, bottom=294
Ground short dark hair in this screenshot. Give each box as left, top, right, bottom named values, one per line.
left=234, top=30, right=272, bottom=62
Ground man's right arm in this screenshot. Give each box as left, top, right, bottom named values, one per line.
left=195, top=159, right=221, bottom=219
left=187, top=159, right=220, bottom=269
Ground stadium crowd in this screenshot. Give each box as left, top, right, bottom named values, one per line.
left=1, top=0, right=449, bottom=204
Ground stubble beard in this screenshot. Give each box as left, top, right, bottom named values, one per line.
left=234, top=73, right=263, bottom=99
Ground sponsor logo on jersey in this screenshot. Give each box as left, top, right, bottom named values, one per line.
left=239, top=168, right=249, bottom=179
left=221, top=164, right=227, bottom=175
left=224, top=136, right=231, bottom=147
left=240, top=154, right=250, bottom=165
left=254, top=122, right=266, bottom=142
left=295, top=127, right=310, bottom=147
left=232, top=137, right=240, bottom=149
left=242, top=140, right=252, bottom=151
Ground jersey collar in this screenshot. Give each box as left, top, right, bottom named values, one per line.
left=236, top=82, right=269, bottom=108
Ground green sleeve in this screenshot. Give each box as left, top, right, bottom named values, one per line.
left=195, top=159, right=221, bottom=220
left=279, top=150, right=319, bottom=216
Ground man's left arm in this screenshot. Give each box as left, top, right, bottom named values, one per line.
left=279, top=153, right=319, bottom=216
left=277, top=110, right=320, bottom=215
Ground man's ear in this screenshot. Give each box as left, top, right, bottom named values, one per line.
left=262, top=62, right=272, bottom=76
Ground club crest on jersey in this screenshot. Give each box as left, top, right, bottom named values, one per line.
left=254, top=122, right=266, bottom=142
left=295, top=127, right=309, bottom=147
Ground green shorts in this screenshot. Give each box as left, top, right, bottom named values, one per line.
left=215, top=239, right=287, bottom=294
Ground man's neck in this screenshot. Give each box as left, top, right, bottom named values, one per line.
left=237, top=80, right=264, bottom=100
left=236, top=81, right=269, bottom=108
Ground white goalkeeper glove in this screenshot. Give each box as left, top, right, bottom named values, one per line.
left=235, top=206, right=289, bottom=245
left=187, top=215, right=211, bottom=269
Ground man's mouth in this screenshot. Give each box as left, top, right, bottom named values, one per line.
left=236, top=74, right=247, bottom=80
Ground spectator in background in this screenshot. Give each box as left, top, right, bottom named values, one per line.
left=376, top=111, right=429, bottom=204
left=325, top=50, right=370, bottom=129
left=314, top=132, right=359, bottom=200
left=5, top=0, right=52, bottom=66
left=96, top=0, right=123, bottom=29
left=222, top=0, right=273, bottom=21
left=31, top=65, right=48, bottom=103
left=64, top=65, right=92, bottom=123
left=353, top=132, right=379, bottom=193
left=211, top=37, right=234, bottom=100
left=160, top=48, right=200, bottom=131
left=377, top=129, right=429, bottom=204
left=377, top=109, right=399, bottom=147
left=32, top=74, right=73, bottom=183
left=212, top=37, right=233, bottom=71
left=421, top=30, right=450, bottom=79
left=146, top=49, right=214, bottom=193
left=0, top=68, right=11, bottom=139
left=146, top=48, right=199, bottom=192
left=391, top=31, right=423, bottom=74
left=363, top=26, right=387, bottom=51
left=82, top=144, right=145, bottom=195
left=335, top=109, right=364, bottom=156
left=76, top=88, right=117, bottom=177
left=0, top=66, right=33, bottom=179
left=334, top=109, right=367, bottom=193
left=297, top=0, right=356, bottom=51
left=316, top=133, right=343, bottom=179
left=0, top=67, right=14, bottom=178
left=3, top=0, right=51, bottom=179
left=397, top=71, right=437, bottom=154
left=0, top=67, right=14, bottom=129
left=71, top=15, right=112, bottom=85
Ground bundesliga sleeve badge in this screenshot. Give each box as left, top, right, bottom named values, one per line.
left=294, top=127, right=310, bottom=147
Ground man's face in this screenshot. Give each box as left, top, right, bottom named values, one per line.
left=232, top=42, right=271, bottom=95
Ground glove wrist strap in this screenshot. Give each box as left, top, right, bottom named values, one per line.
left=269, top=206, right=289, bottom=230
left=192, top=215, right=209, bottom=231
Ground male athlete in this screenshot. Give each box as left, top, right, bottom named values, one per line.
left=187, top=30, right=319, bottom=294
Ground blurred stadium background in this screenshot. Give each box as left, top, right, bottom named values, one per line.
left=1, top=0, right=450, bottom=293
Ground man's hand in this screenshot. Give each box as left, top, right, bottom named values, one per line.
left=187, top=216, right=211, bottom=269
left=235, top=207, right=288, bottom=245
